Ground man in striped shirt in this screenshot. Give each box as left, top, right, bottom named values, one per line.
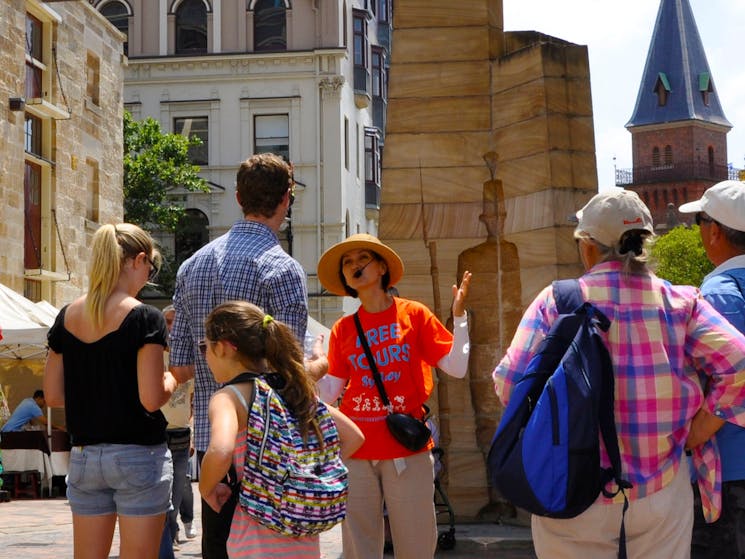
left=493, top=190, right=745, bottom=559
left=170, top=153, right=308, bottom=559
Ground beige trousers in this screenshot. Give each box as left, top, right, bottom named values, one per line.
left=532, top=458, right=693, bottom=559
left=342, top=451, right=437, bottom=559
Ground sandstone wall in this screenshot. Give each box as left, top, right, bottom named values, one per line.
left=380, top=0, right=596, bottom=520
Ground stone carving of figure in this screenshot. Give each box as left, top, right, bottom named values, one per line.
left=454, top=152, right=523, bottom=514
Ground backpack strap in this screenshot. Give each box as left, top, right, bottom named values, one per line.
left=722, top=272, right=745, bottom=298
left=552, top=278, right=584, bottom=314
left=225, top=385, right=250, bottom=412
left=553, top=278, right=632, bottom=559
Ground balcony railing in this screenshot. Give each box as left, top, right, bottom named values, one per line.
left=615, top=162, right=742, bottom=186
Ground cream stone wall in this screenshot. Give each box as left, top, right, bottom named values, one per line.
left=0, top=1, right=124, bottom=306
left=381, top=0, right=595, bottom=520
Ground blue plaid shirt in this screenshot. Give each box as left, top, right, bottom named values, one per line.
left=170, top=219, right=308, bottom=451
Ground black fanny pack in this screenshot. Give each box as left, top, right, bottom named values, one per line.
left=166, top=427, right=191, bottom=451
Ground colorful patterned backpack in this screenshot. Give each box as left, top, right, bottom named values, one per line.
left=229, top=374, right=348, bottom=538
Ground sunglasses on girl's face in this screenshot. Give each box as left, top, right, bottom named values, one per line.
left=198, top=340, right=209, bottom=356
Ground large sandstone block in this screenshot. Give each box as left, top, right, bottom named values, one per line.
left=389, top=61, right=490, bottom=99
left=383, top=132, right=493, bottom=169
left=381, top=167, right=487, bottom=204
left=394, top=0, right=492, bottom=28
left=391, top=28, right=489, bottom=64
left=387, top=96, right=491, bottom=133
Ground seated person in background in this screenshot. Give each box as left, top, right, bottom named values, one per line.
left=1, top=390, right=62, bottom=432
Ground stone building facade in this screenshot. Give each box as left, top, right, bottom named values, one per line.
left=92, top=0, right=392, bottom=323
left=0, top=0, right=125, bottom=306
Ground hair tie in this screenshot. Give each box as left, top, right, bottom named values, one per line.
left=262, top=314, right=274, bottom=328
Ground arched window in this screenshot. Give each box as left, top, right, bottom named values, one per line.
left=175, top=209, right=209, bottom=264
left=708, top=146, right=715, bottom=176
left=100, top=1, right=130, bottom=55
left=652, top=146, right=661, bottom=168
left=254, top=0, right=286, bottom=52
left=175, top=0, right=207, bottom=55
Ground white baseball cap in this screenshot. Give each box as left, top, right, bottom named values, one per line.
left=678, top=180, right=745, bottom=232
left=576, top=189, right=654, bottom=247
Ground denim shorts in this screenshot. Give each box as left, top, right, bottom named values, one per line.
left=66, top=442, right=173, bottom=517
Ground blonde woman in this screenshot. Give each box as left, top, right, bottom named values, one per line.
left=44, top=223, right=178, bottom=559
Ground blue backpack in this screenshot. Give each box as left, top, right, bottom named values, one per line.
left=488, top=280, right=631, bottom=522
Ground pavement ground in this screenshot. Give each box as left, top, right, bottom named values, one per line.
left=0, top=483, right=535, bottom=558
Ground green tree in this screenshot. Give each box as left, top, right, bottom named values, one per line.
left=123, top=110, right=209, bottom=230
left=651, top=225, right=713, bottom=287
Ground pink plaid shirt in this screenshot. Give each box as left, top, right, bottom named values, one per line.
left=493, top=261, right=745, bottom=520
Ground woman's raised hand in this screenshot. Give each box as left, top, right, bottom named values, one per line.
left=452, top=271, right=472, bottom=318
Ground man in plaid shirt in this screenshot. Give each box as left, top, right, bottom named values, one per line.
left=170, top=153, right=308, bottom=559
left=493, top=190, right=745, bottom=559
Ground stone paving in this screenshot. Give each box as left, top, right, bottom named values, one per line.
left=0, top=484, right=535, bottom=558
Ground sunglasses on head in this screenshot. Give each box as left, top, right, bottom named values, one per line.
left=145, top=255, right=159, bottom=281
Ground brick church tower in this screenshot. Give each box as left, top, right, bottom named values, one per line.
left=618, top=0, right=733, bottom=228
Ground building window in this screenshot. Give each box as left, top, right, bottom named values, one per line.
left=100, top=1, right=129, bottom=56
left=175, top=0, right=207, bottom=55
left=86, top=159, right=100, bottom=223
left=652, top=146, right=661, bottom=168
left=664, top=145, right=672, bottom=167
left=371, top=47, right=386, bottom=99
left=254, top=0, right=287, bottom=51
left=174, top=116, right=209, bottom=166
left=699, top=72, right=713, bottom=106
left=709, top=146, right=715, bottom=176
left=342, top=1, right=347, bottom=46
left=254, top=114, right=289, bottom=161
left=344, top=117, right=349, bottom=170
left=24, top=115, right=42, bottom=156
left=353, top=10, right=369, bottom=94
left=175, top=209, right=209, bottom=265
left=24, top=161, right=42, bottom=270
left=377, top=0, right=389, bottom=22
left=25, top=13, right=43, bottom=99
left=655, top=72, right=670, bottom=107
left=364, top=127, right=381, bottom=209
left=86, top=52, right=100, bottom=106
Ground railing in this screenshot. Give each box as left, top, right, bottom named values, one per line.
left=615, top=162, right=742, bottom=186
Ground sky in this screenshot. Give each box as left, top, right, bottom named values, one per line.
left=502, top=0, right=745, bottom=190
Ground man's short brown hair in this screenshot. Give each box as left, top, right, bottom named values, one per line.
left=236, top=153, right=292, bottom=218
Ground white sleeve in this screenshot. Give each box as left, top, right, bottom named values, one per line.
left=316, top=374, right=346, bottom=404
left=436, top=314, right=469, bottom=378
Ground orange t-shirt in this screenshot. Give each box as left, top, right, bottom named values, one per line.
left=327, top=297, right=453, bottom=459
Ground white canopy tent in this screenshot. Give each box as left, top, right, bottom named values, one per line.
left=0, top=283, right=59, bottom=360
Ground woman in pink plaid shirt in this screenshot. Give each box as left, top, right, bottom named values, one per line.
left=493, top=190, right=745, bottom=559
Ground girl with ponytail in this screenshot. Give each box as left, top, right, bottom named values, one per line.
left=199, top=301, right=363, bottom=558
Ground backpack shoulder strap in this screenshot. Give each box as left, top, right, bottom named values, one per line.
left=225, top=385, right=250, bottom=412
left=722, top=272, right=745, bottom=299
left=552, top=279, right=583, bottom=314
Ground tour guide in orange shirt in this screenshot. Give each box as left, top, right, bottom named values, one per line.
left=315, top=233, right=471, bottom=559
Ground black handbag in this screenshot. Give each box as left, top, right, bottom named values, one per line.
left=353, top=313, right=432, bottom=451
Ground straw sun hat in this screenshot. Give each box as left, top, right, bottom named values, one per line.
left=316, top=233, right=404, bottom=296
